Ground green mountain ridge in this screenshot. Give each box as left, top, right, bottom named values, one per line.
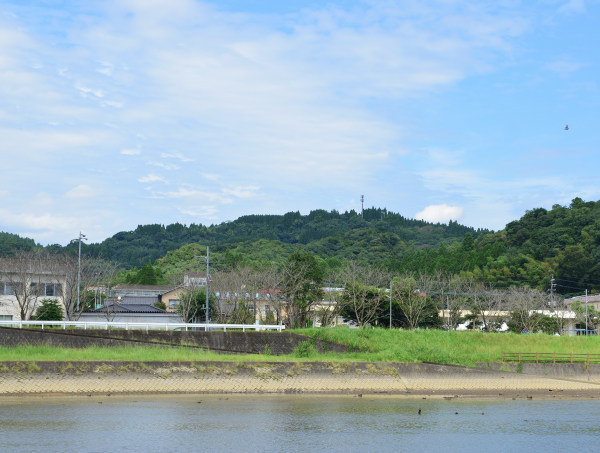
left=2, top=199, right=600, bottom=294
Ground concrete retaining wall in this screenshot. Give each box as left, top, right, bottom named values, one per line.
left=477, top=361, right=600, bottom=378
left=0, top=327, right=347, bottom=355
left=2, top=361, right=600, bottom=396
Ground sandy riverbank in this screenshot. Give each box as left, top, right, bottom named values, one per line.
left=1, top=361, right=600, bottom=399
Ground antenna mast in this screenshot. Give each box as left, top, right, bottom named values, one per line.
left=360, top=195, right=364, bottom=218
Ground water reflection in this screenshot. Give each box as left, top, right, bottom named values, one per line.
left=1, top=395, right=599, bottom=452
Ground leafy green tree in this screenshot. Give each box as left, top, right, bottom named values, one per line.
left=337, top=261, right=388, bottom=327
left=263, top=308, right=277, bottom=325
left=280, top=252, right=324, bottom=328
left=570, top=300, right=600, bottom=333
left=82, top=290, right=105, bottom=311
left=557, top=245, right=594, bottom=291
left=177, top=288, right=216, bottom=323
left=229, top=301, right=254, bottom=324
left=461, top=233, right=475, bottom=252
left=32, top=298, right=63, bottom=321
left=127, top=262, right=163, bottom=285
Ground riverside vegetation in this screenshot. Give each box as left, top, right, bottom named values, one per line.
left=2, top=328, right=600, bottom=367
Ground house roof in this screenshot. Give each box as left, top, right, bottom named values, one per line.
left=112, top=284, right=175, bottom=291
left=90, top=303, right=166, bottom=314
left=111, top=296, right=160, bottom=304
left=185, top=272, right=207, bottom=278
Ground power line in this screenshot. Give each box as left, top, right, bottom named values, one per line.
left=556, top=276, right=600, bottom=286
left=555, top=283, right=587, bottom=291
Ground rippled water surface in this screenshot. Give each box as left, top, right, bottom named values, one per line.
left=1, top=395, right=599, bottom=452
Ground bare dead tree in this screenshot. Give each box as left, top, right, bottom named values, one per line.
left=62, top=256, right=120, bottom=321
left=548, top=297, right=571, bottom=334
left=464, top=280, right=506, bottom=332
left=0, top=250, right=62, bottom=320
left=209, top=270, right=236, bottom=323
left=259, top=265, right=286, bottom=325
left=393, top=273, right=430, bottom=330
left=506, top=287, right=547, bottom=333
left=337, top=261, right=389, bottom=327
left=316, top=283, right=343, bottom=327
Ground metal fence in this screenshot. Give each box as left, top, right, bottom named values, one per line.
left=502, top=352, right=600, bottom=364
left=0, top=320, right=285, bottom=332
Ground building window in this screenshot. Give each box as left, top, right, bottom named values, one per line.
left=45, top=284, right=55, bottom=297
left=0, top=315, right=12, bottom=321
left=169, top=299, right=180, bottom=309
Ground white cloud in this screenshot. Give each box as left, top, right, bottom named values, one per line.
left=138, top=174, right=168, bottom=183
left=0, top=209, right=79, bottom=236
left=545, top=60, right=584, bottom=76
left=150, top=161, right=180, bottom=170
left=557, top=0, right=586, bottom=15
left=222, top=185, right=261, bottom=199
left=5, top=0, right=588, bottom=244
left=76, top=85, right=104, bottom=98
left=163, top=187, right=232, bottom=204
left=65, top=185, right=97, bottom=199
left=160, top=152, right=193, bottom=162
left=415, top=204, right=464, bottom=224
left=179, top=206, right=219, bottom=217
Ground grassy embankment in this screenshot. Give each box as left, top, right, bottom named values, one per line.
left=1, top=328, right=600, bottom=366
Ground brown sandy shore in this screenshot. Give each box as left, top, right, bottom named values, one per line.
left=1, top=361, right=600, bottom=400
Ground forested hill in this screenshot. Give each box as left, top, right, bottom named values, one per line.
left=393, top=198, right=600, bottom=294
left=81, top=207, right=484, bottom=268
left=0, top=232, right=37, bottom=256
left=4, top=199, right=600, bottom=294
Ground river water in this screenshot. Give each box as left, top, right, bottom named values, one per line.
left=1, top=395, right=598, bottom=452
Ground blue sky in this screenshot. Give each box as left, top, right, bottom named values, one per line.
left=1, top=0, right=598, bottom=245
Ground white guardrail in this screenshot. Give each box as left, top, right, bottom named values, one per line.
left=0, top=320, right=285, bottom=332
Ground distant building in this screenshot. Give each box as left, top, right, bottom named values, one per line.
left=0, top=258, right=66, bottom=321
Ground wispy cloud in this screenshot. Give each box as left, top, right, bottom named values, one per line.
left=160, top=152, right=194, bottom=162
left=545, top=60, right=584, bottom=76
left=222, top=185, right=261, bottom=199
left=121, top=149, right=141, bottom=155
left=0, top=0, right=596, bottom=244
left=65, top=185, right=98, bottom=199
left=138, top=174, right=168, bottom=183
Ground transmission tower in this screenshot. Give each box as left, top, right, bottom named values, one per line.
left=360, top=195, right=364, bottom=218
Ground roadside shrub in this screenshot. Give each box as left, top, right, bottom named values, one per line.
left=32, top=298, right=63, bottom=321
left=293, top=340, right=317, bottom=358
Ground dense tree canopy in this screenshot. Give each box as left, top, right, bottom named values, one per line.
left=3, top=199, right=600, bottom=297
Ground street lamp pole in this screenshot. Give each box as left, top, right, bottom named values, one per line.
left=76, top=232, right=87, bottom=312
left=205, top=246, right=209, bottom=324
left=195, top=247, right=210, bottom=324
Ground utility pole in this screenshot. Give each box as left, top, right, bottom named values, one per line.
left=76, top=232, right=87, bottom=312
left=585, top=289, right=588, bottom=335
left=205, top=246, right=210, bottom=324
left=550, top=275, right=556, bottom=307
left=195, top=248, right=210, bottom=324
